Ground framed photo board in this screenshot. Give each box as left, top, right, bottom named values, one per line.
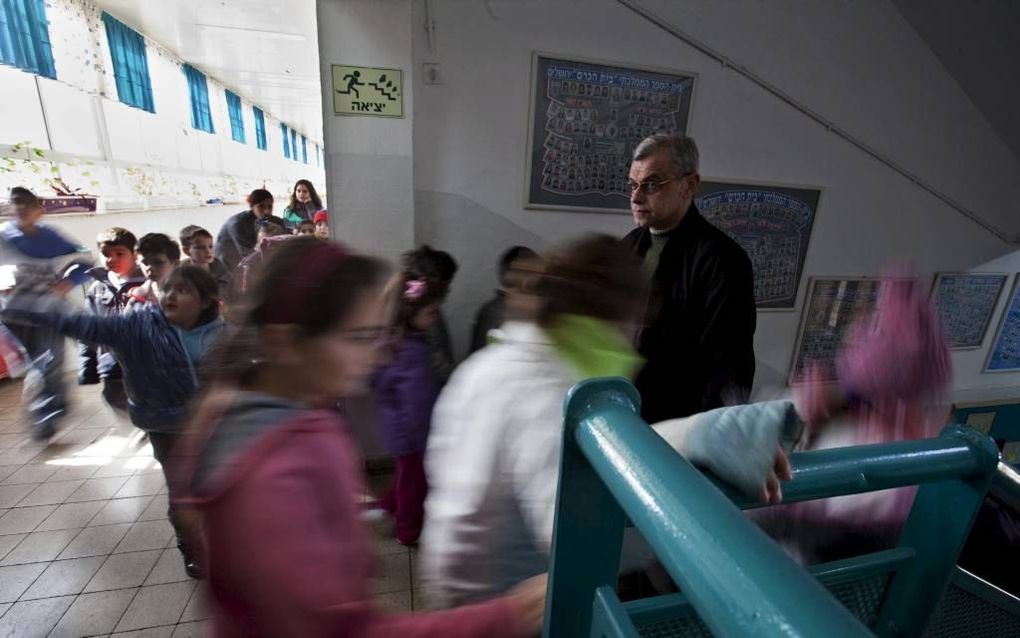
left=985, top=276, right=1020, bottom=372
left=931, top=273, right=1007, bottom=349
left=790, top=277, right=883, bottom=383
left=696, top=180, right=821, bottom=309
left=524, top=52, right=695, bottom=213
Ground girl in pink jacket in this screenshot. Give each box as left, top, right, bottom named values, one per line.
left=184, top=238, right=545, bottom=637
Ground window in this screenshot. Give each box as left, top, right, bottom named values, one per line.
left=226, top=90, right=245, bottom=143
left=0, top=0, right=56, bottom=78
left=301, top=135, right=308, bottom=164
left=290, top=129, right=297, bottom=162
left=101, top=12, right=153, bottom=112
left=253, top=106, right=267, bottom=150
left=281, top=123, right=290, bottom=158
left=183, top=64, right=214, bottom=133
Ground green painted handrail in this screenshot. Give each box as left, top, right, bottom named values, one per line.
left=558, top=378, right=873, bottom=637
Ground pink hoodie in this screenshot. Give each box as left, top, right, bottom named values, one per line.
left=188, top=394, right=528, bottom=637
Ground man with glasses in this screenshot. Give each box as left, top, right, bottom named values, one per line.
left=622, top=134, right=756, bottom=422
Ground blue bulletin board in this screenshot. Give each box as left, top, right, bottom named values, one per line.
left=696, top=181, right=821, bottom=309
left=790, top=277, right=882, bottom=383
left=525, top=53, right=695, bottom=213
left=931, top=273, right=1007, bottom=349
left=986, top=276, right=1020, bottom=372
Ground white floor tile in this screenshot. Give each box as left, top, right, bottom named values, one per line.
left=65, top=476, right=132, bottom=503
left=0, top=595, right=74, bottom=638
left=142, top=548, right=188, bottom=586
left=48, top=588, right=137, bottom=638
left=0, top=528, right=79, bottom=566
left=15, top=479, right=84, bottom=507
left=110, top=625, right=175, bottom=638
left=0, top=484, right=35, bottom=509
left=137, top=494, right=169, bottom=522
left=0, top=563, right=47, bottom=603
left=170, top=620, right=212, bottom=638
left=20, top=555, right=105, bottom=600
left=84, top=550, right=162, bottom=592
left=57, top=523, right=132, bottom=560
left=1, top=465, right=56, bottom=485
left=0, top=533, right=26, bottom=561
left=0, top=505, right=58, bottom=535
left=113, top=474, right=167, bottom=499
left=90, top=496, right=155, bottom=527
left=179, top=583, right=210, bottom=622
left=113, top=520, right=174, bottom=554
left=35, top=500, right=106, bottom=531
left=114, top=582, right=195, bottom=632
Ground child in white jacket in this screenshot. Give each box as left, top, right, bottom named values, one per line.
left=420, top=235, right=797, bottom=609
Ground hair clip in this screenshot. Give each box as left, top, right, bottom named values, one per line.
left=404, top=279, right=426, bottom=301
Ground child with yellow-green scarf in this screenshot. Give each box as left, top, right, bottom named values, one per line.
left=420, top=234, right=800, bottom=609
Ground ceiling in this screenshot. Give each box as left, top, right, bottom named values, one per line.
left=93, top=0, right=323, bottom=142
left=892, top=0, right=1020, bottom=163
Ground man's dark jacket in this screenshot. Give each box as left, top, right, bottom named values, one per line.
left=622, top=204, right=756, bottom=423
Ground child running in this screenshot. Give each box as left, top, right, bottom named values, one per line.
left=0, top=186, right=93, bottom=439
left=370, top=267, right=445, bottom=545
left=184, top=237, right=545, bottom=636
left=2, top=265, right=225, bottom=577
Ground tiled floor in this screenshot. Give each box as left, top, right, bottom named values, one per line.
left=0, top=377, right=419, bottom=637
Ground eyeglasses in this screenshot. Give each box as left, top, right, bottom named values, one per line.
left=338, top=325, right=395, bottom=348
left=627, top=173, right=692, bottom=195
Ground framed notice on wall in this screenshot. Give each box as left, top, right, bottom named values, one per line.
left=524, top=53, right=695, bottom=213
left=931, top=272, right=1007, bottom=349
left=790, top=277, right=883, bottom=383
left=695, top=180, right=821, bottom=309
left=985, top=276, right=1020, bottom=372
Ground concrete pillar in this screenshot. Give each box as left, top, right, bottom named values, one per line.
left=316, top=0, right=415, bottom=260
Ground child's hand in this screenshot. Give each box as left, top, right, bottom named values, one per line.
left=763, top=444, right=793, bottom=505
left=50, top=280, right=75, bottom=297
left=507, top=573, right=547, bottom=636
left=654, top=400, right=801, bottom=502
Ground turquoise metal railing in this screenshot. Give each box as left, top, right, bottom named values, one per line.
left=544, top=378, right=1005, bottom=638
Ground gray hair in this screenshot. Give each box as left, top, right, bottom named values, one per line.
left=632, top=134, right=699, bottom=176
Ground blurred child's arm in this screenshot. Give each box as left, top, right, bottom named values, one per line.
left=2, top=301, right=132, bottom=350
left=76, top=283, right=101, bottom=385
left=652, top=400, right=798, bottom=503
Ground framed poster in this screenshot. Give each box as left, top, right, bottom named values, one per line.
left=985, top=276, right=1020, bottom=372
left=931, top=273, right=1007, bottom=349
left=696, top=180, right=821, bottom=310
left=524, top=52, right=696, bottom=213
left=790, top=277, right=883, bottom=383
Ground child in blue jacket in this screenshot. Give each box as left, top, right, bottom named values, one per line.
left=0, top=187, right=92, bottom=439
left=79, top=227, right=146, bottom=414
left=2, top=264, right=224, bottom=577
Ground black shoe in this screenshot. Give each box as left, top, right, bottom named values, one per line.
left=31, top=421, right=57, bottom=442
left=178, top=544, right=204, bottom=580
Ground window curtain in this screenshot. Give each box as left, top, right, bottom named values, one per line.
left=253, top=106, right=267, bottom=150
left=315, top=143, right=320, bottom=167
left=226, top=90, right=245, bottom=143
left=0, top=0, right=56, bottom=78
left=101, top=12, right=153, bottom=112
left=281, top=123, right=290, bottom=158
left=183, top=64, right=214, bottom=133
left=290, top=129, right=297, bottom=162
left=301, top=135, right=308, bottom=164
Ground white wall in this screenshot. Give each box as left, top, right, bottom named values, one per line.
left=409, top=0, right=1020, bottom=402
left=1, top=0, right=324, bottom=211
left=317, top=0, right=415, bottom=259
